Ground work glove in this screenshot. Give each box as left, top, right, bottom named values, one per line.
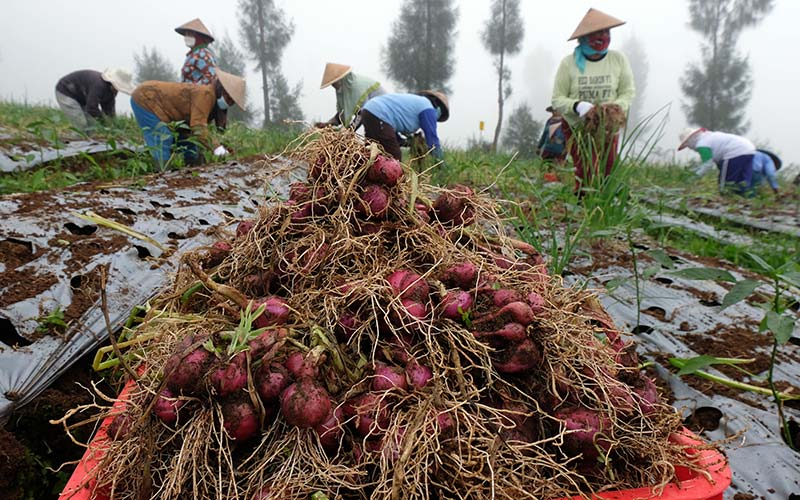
left=213, top=145, right=229, bottom=157
left=574, top=101, right=594, bottom=118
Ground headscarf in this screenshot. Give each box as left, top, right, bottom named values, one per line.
left=573, top=30, right=611, bottom=73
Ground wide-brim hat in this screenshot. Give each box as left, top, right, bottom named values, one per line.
left=757, top=149, right=782, bottom=170
left=320, top=63, right=352, bottom=89
left=678, top=127, right=706, bottom=151
left=217, top=70, right=247, bottom=110
left=101, top=68, right=135, bottom=95
left=418, top=90, right=450, bottom=122
left=175, top=18, right=215, bottom=42
left=568, top=8, right=626, bottom=41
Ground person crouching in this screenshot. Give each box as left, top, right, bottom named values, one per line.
left=130, top=70, right=245, bottom=170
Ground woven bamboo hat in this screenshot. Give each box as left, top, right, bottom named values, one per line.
left=568, top=8, right=625, bottom=41
left=175, top=18, right=215, bottom=42
left=419, top=90, right=450, bottom=122
left=217, top=70, right=247, bottom=110
left=320, top=63, right=352, bottom=89
left=101, top=68, right=135, bottom=95
left=678, top=127, right=706, bottom=151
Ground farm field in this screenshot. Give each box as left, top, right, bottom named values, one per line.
left=1, top=102, right=799, bottom=499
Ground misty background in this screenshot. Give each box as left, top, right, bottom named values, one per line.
left=0, top=0, right=796, bottom=165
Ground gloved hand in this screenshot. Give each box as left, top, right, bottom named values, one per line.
left=213, top=145, right=228, bottom=157
left=575, top=101, right=594, bottom=118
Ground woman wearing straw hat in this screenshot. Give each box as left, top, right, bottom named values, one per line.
left=677, top=127, right=757, bottom=196
left=551, top=8, right=635, bottom=192
left=316, top=63, right=386, bottom=129
left=176, top=18, right=218, bottom=85
left=54, top=68, right=135, bottom=131
left=130, top=70, right=246, bottom=170
left=358, top=90, right=449, bottom=161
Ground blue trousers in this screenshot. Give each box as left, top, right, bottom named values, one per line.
left=130, top=98, right=198, bottom=170
left=718, top=154, right=754, bottom=196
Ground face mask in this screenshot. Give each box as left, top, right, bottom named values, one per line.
left=587, top=30, right=610, bottom=52
left=217, top=96, right=230, bottom=110
left=184, top=35, right=195, bottom=48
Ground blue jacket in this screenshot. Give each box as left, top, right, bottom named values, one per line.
left=362, top=93, right=442, bottom=158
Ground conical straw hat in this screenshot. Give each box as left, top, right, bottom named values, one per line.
left=101, top=68, right=135, bottom=95
left=677, top=127, right=705, bottom=151
left=418, top=90, right=450, bottom=122
left=568, top=8, right=625, bottom=40
left=175, top=18, right=215, bottom=42
left=217, top=70, right=247, bottom=110
left=320, top=63, right=352, bottom=89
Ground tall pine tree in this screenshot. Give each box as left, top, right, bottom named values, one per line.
left=216, top=33, right=254, bottom=125
left=133, top=46, right=176, bottom=84
left=269, top=72, right=304, bottom=127
left=481, top=0, right=524, bottom=152
left=502, top=103, right=541, bottom=159
left=680, top=0, right=774, bottom=134
left=383, top=0, right=459, bottom=93
left=238, top=0, right=294, bottom=128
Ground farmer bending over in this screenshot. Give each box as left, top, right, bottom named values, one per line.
left=55, top=69, right=135, bottom=132
left=358, top=91, right=449, bottom=162
left=130, top=70, right=245, bottom=170
left=315, top=63, right=386, bottom=130
left=678, top=127, right=758, bottom=196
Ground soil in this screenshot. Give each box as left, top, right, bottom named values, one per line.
left=0, top=348, right=113, bottom=500
left=1, top=159, right=270, bottom=498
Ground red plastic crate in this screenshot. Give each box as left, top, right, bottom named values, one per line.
left=60, top=379, right=731, bottom=500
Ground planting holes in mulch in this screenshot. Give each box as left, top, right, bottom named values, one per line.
left=684, top=406, right=724, bottom=432
left=56, top=128, right=722, bottom=500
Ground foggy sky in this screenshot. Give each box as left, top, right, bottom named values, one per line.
left=1, top=0, right=797, bottom=166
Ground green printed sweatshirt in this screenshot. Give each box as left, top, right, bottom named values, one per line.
left=551, top=50, right=636, bottom=127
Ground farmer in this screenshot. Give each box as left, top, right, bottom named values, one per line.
left=678, top=127, right=756, bottom=196
left=176, top=18, right=217, bottom=85
left=316, top=63, right=387, bottom=129
left=750, top=149, right=781, bottom=197
left=537, top=106, right=567, bottom=164
left=551, top=8, right=635, bottom=192
left=54, top=69, right=135, bottom=131
left=358, top=90, right=449, bottom=161
left=130, top=70, right=246, bottom=170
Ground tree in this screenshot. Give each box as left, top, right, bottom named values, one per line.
left=238, top=0, right=294, bottom=128
left=619, top=33, right=649, bottom=127
left=481, top=0, right=524, bottom=152
left=215, top=33, right=254, bottom=125
left=269, top=71, right=304, bottom=128
left=133, top=46, right=176, bottom=84
left=502, top=103, right=541, bottom=159
left=383, top=0, right=459, bottom=93
left=680, top=0, right=774, bottom=134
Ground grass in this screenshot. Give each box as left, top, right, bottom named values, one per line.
left=0, top=100, right=298, bottom=194
left=2, top=98, right=798, bottom=274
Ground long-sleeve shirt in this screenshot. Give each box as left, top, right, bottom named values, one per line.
left=335, top=72, right=386, bottom=127
left=692, top=131, right=756, bottom=177
left=362, top=93, right=442, bottom=158
left=131, top=81, right=220, bottom=148
left=181, top=45, right=217, bottom=85
left=537, top=116, right=565, bottom=155
left=751, top=150, right=779, bottom=191
left=551, top=50, right=635, bottom=127
left=55, top=70, right=117, bottom=119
